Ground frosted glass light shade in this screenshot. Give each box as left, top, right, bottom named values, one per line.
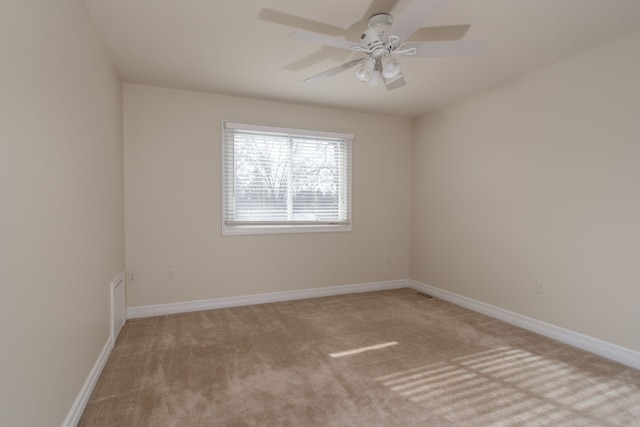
left=381, top=55, right=401, bottom=79
left=355, top=60, right=375, bottom=82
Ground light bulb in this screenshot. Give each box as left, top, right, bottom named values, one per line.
left=355, top=60, right=375, bottom=82
left=381, top=55, right=401, bottom=79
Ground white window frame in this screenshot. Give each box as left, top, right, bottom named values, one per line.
left=221, top=121, right=352, bottom=236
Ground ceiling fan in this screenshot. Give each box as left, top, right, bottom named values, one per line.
left=288, top=0, right=487, bottom=90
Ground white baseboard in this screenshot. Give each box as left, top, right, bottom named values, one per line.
left=125, top=277, right=639, bottom=370
left=61, top=335, right=114, bottom=427
left=127, top=279, right=409, bottom=319
left=409, top=280, right=640, bottom=370
left=64, top=277, right=638, bottom=426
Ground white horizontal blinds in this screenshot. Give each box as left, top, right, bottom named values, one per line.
left=223, top=122, right=352, bottom=226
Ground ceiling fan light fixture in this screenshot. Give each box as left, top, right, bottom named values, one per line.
left=355, top=59, right=375, bottom=82
left=367, top=70, right=379, bottom=86
left=381, top=55, right=401, bottom=79
left=288, top=0, right=487, bottom=91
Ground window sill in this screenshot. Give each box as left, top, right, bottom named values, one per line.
left=222, top=223, right=351, bottom=236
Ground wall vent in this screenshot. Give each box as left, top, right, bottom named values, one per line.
left=415, top=291, right=433, bottom=299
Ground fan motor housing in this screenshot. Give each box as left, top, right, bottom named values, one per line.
left=360, top=13, right=393, bottom=50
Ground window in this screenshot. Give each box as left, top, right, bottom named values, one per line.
left=222, top=121, right=352, bottom=235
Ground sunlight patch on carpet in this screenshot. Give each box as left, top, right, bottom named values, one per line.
left=374, top=346, right=640, bottom=425
left=329, top=341, right=398, bottom=358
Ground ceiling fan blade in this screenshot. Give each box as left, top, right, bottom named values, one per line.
left=304, top=58, right=367, bottom=83
left=259, top=9, right=345, bottom=36
left=399, top=39, right=488, bottom=57
left=383, top=71, right=406, bottom=91
left=288, top=30, right=360, bottom=51
left=389, top=0, right=449, bottom=44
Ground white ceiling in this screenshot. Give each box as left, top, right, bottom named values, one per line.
left=83, top=0, right=640, bottom=118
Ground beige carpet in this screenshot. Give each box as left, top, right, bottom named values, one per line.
left=79, top=289, right=640, bottom=426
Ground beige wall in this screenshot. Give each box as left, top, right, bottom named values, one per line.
left=411, top=32, right=640, bottom=352
left=0, top=1, right=124, bottom=425
left=2, top=2, right=637, bottom=422
left=124, top=83, right=411, bottom=307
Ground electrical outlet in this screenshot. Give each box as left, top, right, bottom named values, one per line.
left=127, top=272, right=135, bottom=283
left=536, top=280, right=545, bottom=294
